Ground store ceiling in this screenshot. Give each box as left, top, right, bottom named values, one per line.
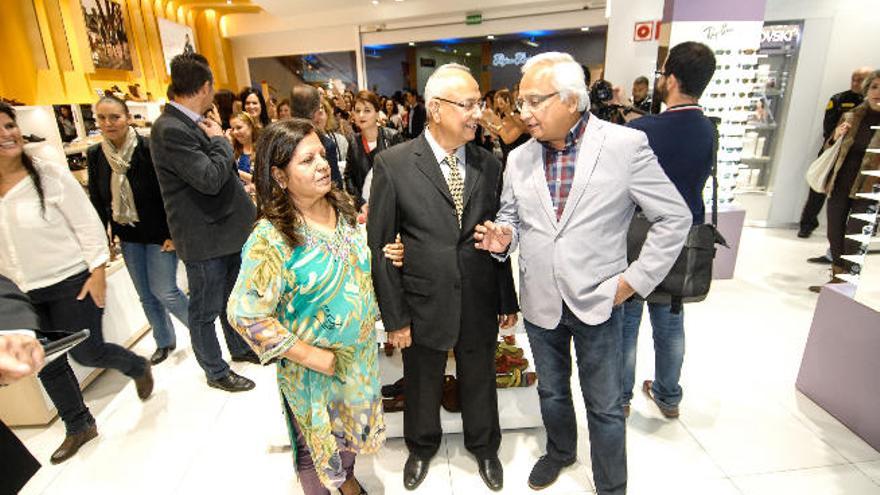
left=169, top=0, right=262, bottom=15
left=251, top=0, right=603, bottom=20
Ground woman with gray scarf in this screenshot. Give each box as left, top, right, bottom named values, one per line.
left=87, top=95, right=189, bottom=365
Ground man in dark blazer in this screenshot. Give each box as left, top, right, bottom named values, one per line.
left=290, top=84, right=343, bottom=189
left=150, top=53, right=257, bottom=392
left=368, top=64, right=519, bottom=492
left=0, top=275, right=43, bottom=494
left=403, top=89, right=427, bottom=140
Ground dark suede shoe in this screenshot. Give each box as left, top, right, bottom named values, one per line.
left=231, top=351, right=261, bottom=364
left=50, top=424, right=98, bottom=464
left=806, top=255, right=832, bottom=264
left=478, top=456, right=503, bottom=491
left=150, top=346, right=175, bottom=365
left=528, top=455, right=576, bottom=490
left=403, top=454, right=430, bottom=490
left=134, top=361, right=154, bottom=401
left=642, top=380, right=679, bottom=418
left=207, top=371, right=255, bottom=392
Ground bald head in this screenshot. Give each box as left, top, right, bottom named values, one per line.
left=852, top=66, right=874, bottom=94
left=290, top=85, right=321, bottom=121
left=423, top=63, right=481, bottom=150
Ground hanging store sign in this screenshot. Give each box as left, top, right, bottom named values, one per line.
left=492, top=52, right=529, bottom=67
left=760, top=23, right=801, bottom=50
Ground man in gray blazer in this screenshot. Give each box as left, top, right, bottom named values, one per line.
left=151, top=53, right=257, bottom=392
left=475, top=52, right=691, bottom=495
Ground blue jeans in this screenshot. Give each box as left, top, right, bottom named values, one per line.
left=525, top=305, right=627, bottom=495
left=621, top=299, right=684, bottom=409
left=183, top=253, right=252, bottom=380
left=121, top=242, right=188, bottom=349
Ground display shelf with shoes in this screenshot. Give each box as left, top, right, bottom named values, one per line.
left=376, top=324, right=542, bottom=438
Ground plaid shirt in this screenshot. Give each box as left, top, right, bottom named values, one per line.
left=543, top=113, right=588, bottom=220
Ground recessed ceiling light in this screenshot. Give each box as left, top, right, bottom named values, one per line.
left=580, top=26, right=591, bottom=31
left=453, top=49, right=458, bottom=53
left=371, top=0, right=379, bottom=4
left=487, top=35, right=495, bottom=40
left=465, top=52, right=471, bottom=57
left=408, top=42, right=415, bottom=46
left=226, top=0, right=232, bottom=4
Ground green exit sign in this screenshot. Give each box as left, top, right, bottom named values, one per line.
left=466, top=13, right=482, bottom=25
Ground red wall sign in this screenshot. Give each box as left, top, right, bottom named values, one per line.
left=634, top=20, right=661, bottom=41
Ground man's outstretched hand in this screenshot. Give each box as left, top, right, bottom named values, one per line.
left=474, top=221, right=513, bottom=253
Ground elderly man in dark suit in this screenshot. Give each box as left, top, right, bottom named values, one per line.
left=368, top=64, right=519, bottom=492
left=150, top=53, right=257, bottom=392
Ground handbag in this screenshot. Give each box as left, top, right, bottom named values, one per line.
left=626, top=117, right=729, bottom=314
left=805, top=138, right=842, bottom=193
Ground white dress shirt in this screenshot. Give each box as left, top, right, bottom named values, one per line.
left=424, top=127, right=467, bottom=182
left=0, top=159, right=109, bottom=292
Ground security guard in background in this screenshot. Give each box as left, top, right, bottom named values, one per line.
left=798, top=66, right=874, bottom=242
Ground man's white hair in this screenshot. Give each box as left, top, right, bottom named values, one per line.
left=522, top=52, right=590, bottom=112
left=424, top=63, right=473, bottom=107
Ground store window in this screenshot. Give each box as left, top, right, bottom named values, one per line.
left=363, top=28, right=607, bottom=96
left=247, top=51, right=359, bottom=100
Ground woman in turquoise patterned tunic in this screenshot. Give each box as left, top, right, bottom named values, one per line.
left=228, top=119, right=387, bottom=495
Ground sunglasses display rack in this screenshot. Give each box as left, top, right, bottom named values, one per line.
left=702, top=47, right=763, bottom=207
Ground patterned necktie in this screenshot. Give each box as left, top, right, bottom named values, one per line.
left=444, top=154, right=464, bottom=228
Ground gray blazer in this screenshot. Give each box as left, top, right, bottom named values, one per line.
left=495, top=114, right=691, bottom=329
left=150, top=105, right=256, bottom=262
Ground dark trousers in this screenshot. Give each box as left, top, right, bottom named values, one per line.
left=30, top=270, right=146, bottom=434
left=284, top=399, right=356, bottom=494
left=827, top=194, right=872, bottom=270
left=799, top=188, right=827, bottom=233
left=401, top=334, right=500, bottom=460
left=525, top=304, right=627, bottom=495
left=183, top=252, right=252, bottom=381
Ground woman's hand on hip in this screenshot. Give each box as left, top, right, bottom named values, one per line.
left=78, top=265, right=107, bottom=308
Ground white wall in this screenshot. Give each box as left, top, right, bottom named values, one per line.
left=603, top=0, right=664, bottom=101
left=228, top=24, right=363, bottom=92
left=765, top=0, right=880, bottom=226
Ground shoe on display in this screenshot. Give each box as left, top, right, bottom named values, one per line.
left=382, top=394, right=404, bottom=413
left=134, top=361, right=154, bottom=401
left=477, top=456, right=503, bottom=491
left=381, top=377, right=405, bottom=398
left=403, top=454, right=431, bottom=490
left=150, top=346, right=175, bottom=365
left=642, top=380, right=679, bottom=418
left=441, top=375, right=460, bottom=413
left=527, top=455, right=576, bottom=490
left=50, top=424, right=98, bottom=464
left=22, top=134, right=46, bottom=143
left=207, top=371, right=255, bottom=392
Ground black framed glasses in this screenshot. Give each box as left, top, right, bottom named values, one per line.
left=434, top=97, right=485, bottom=113
left=515, top=92, right=559, bottom=112
left=654, top=69, right=667, bottom=78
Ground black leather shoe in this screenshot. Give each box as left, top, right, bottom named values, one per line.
left=403, top=454, right=430, bottom=490
left=134, top=361, right=154, bottom=401
left=477, top=456, right=503, bottom=491
left=50, top=424, right=98, bottom=464
left=150, top=346, right=174, bottom=365
left=797, top=228, right=813, bottom=238
left=207, top=371, right=255, bottom=392
left=807, top=255, right=832, bottom=265
left=231, top=351, right=261, bottom=364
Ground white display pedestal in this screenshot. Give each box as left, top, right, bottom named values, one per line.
left=377, top=329, right=543, bottom=438
left=0, top=261, right=150, bottom=426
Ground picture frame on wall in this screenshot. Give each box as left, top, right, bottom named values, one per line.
left=157, top=18, right=197, bottom=75
left=79, top=0, right=134, bottom=71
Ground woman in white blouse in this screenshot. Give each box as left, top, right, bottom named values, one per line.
left=0, top=102, right=153, bottom=465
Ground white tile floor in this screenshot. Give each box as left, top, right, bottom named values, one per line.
left=13, top=226, right=880, bottom=494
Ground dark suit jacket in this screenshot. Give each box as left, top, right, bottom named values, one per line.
left=0, top=275, right=42, bottom=492
left=405, top=103, right=427, bottom=140
left=344, top=126, right=403, bottom=207
left=87, top=134, right=172, bottom=245
left=149, top=104, right=256, bottom=262
left=367, top=133, right=518, bottom=351
left=320, top=132, right=344, bottom=189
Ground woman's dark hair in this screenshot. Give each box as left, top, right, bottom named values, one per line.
left=354, top=90, right=381, bottom=113
left=170, top=53, right=213, bottom=97
left=664, top=41, right=716, bottom=98
left=0, top=102, right=45, bottom=214
left=253, top=118, right=356, bottom=248
left=96, top=94, right=130, bottom=115
left=384, top=98, right=398, bottom=116
left=495, top=89, right=515, bottom=116
left=214, top=89, right=235, bottom=128
left=239, top=87, right=271, bottom=127
left=277, top=99, right=291, bottom=116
